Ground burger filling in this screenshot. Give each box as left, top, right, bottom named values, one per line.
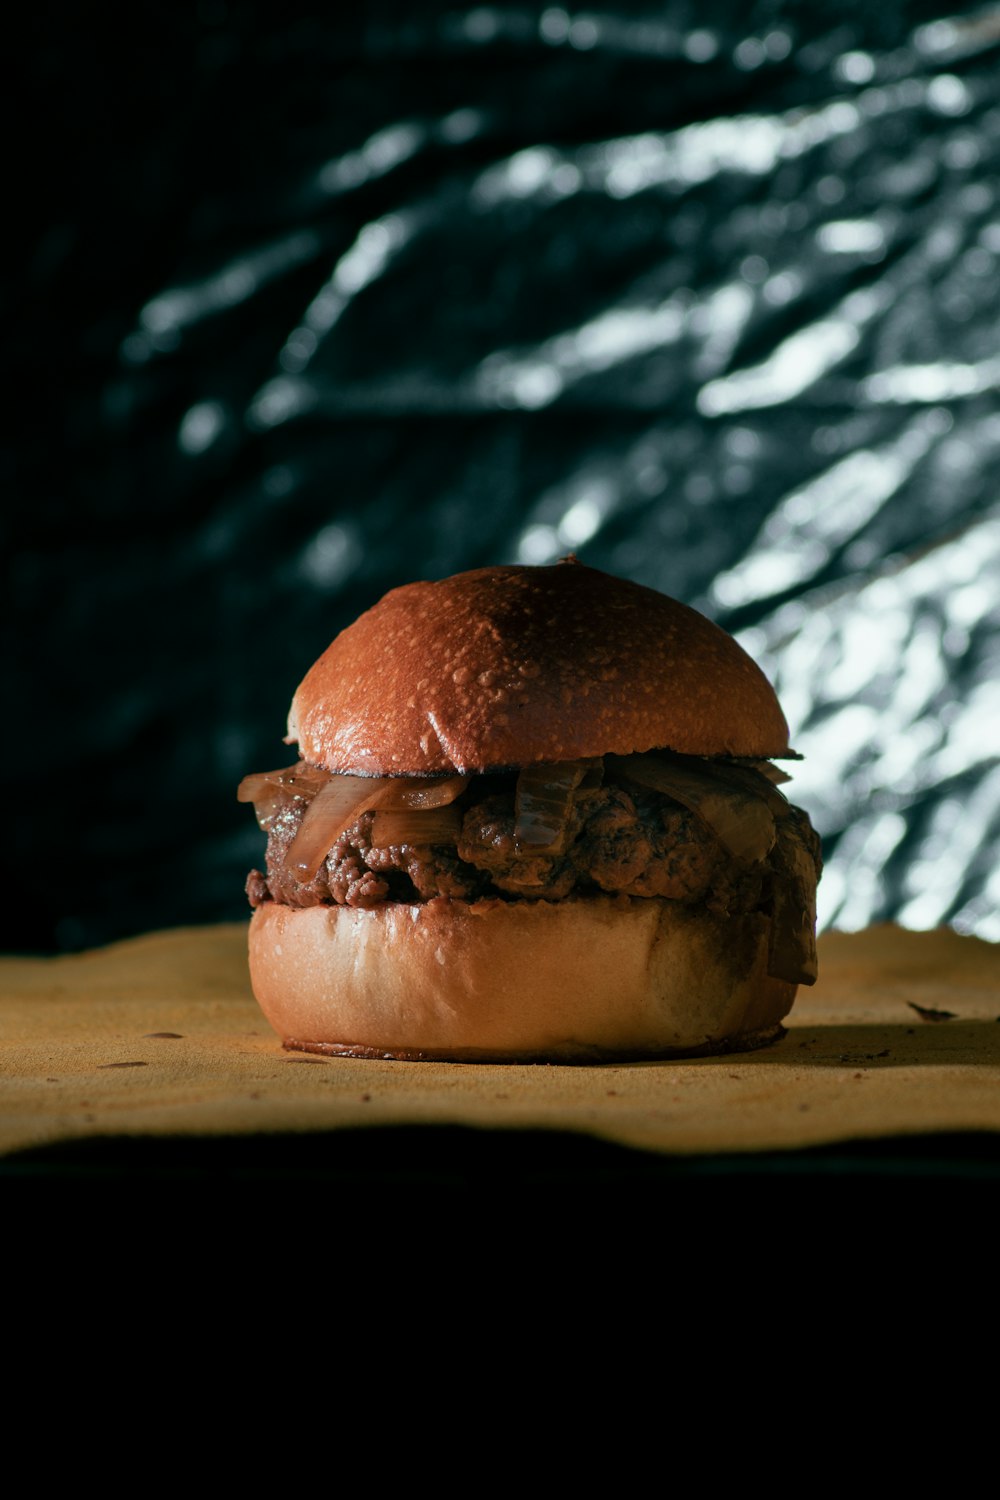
left=241, top=752, right=822, bottom=985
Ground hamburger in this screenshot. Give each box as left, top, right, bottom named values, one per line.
left=239, top=559, right=821, bottom=1061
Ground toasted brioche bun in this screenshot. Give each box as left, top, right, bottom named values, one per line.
left=288, top=561, right=792, bottom=776
left=248, top=896, right=797, bottom=1062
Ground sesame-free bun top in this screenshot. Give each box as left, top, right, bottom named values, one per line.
left=288, top=560, right=792, bottom=776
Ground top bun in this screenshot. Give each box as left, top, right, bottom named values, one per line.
left=288, top=560, right=792, bottom=776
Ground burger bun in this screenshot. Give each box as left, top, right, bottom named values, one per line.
left=248, top=895, right=796, bottom=1062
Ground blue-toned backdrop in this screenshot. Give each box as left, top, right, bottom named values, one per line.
left=9, top=1, right=998, bottom=952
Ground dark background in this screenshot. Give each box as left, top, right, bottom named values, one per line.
left=7, top=0, right=999, bottom=956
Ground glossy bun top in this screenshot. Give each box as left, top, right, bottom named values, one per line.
left=288, top=560, right=792, bottom=775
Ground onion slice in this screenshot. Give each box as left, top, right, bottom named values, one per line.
left=286, top=773, right=470, bottom=878
left=701, top=760, right=791, bottom=817
left=238, top=762, right=334, bottom=831
left=755, top=761, right=792, bottom=787
left=238, top=767, right=293, bottom=804
left=380, top=775, right=469, bottom=811
left=514, top=759, right=601, bottom=854
left=237, top=762, right=331, bottom=802
left=286, top=776, right=390, bottom=879
left=370, top=806, right=463, bottom=849
left=607, top=753, right=776, bottom=864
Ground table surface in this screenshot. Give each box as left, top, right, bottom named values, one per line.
left=2, top=923, right=998, bottom=1162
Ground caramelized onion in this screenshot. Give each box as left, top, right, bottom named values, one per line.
left=237, top=772, right=274, bottom=805
left=247, top=788, right=288, bottom=832
left=380, top=775, right=469, bottom=811
left=702, top=760, right=791, bottom=817
left=237, top=761, right=332, bottom=804
left=607, top=753, right=776, bottom=864
left=753, top=761, right=792, bottom=787
left=707, top=758, right=792, bottom=787
left=370, top=806, right=462, bottom=849
left=286, top=775, right=390, bottom=879
left=238, top=769, right=290, bottom=805
left=285, top=773, right=470, bottom=878
left=238, top=762, right=334, bottom=832
left=514, top=759, right=601, bottom=854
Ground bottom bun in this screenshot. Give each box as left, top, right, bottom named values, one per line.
left=248, top=896, right=797, bottom=1063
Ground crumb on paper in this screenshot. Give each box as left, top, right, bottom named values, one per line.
left=907, top=1000, right=958, bottom=1022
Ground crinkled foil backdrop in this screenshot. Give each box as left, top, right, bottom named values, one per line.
left=9, top=2, right=999, bottom=952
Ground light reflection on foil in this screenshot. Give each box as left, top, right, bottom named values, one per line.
left=816, top=219, right=887, bottom=256
left=468, top=88, right=911, bottom=212
left=125, top=230, right=321, bottom=362
left=317, top=122, right=427, bottom=195
left=836, top=51, right=876, bottom=85
left=299, top=522, right=362, bottom=589
left=474, top=145, right=573, bottom=205
left=279, top=211, right=418, bottom=374
left=314, top=109, right=490, bottom=197
left=478, top=297, right=687, bottom=408
left=108, top=6, right=1000, bottom=945
left=536, top=8, right=721, bottom=59
left=178, top=400, right=228, bottom=455
left=745, top=517, right=1000, bottom=937
left=517, top=473, right=617, bottom=563
left=865, top=358, right=1000, bottom=402
left=698, top=290, right=876, bottom=415
left=247, top=375, right=315, bottom=429
left=711, top=412, right=950, bottom=609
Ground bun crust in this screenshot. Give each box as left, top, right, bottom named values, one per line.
left=289, top=563, right=791, bottom=775
left=248, top=897, right=796, bottom=1062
